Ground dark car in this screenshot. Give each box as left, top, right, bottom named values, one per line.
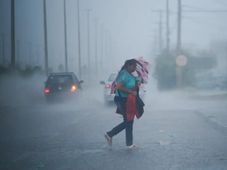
left=44, top=72, right=83, bottom=101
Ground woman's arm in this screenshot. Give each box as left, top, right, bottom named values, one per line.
left=116, top=83, right=137, bottom=96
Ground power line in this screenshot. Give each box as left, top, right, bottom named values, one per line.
left=183, top=9, right=227, bottom=13
left=182, top=4, right=205, bottom=11
left=182, top=15, right=227, bottom=29
left=152, top=8, right=227, bottom=15
left=151, top=9, right=177, bottom=15
left=182, top=3, right=227, bottom=13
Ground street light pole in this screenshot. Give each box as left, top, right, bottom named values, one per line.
left=159, top=10, right=163, bottom=53
left=176, top=0, right=183, bottom=88
left=94, top=18, right=98, bottom=75
left=166, top=0, right=170, bottom=53
left=226, top=43, right=227, bottom=77
left=11, top=0, right=16, bottom=68
left=151, top=10, right=163, bottom=55
left=99, top=23, right=104, bottom=75
left=1, top=34, right=5, bottom=65
left=177, top=0, right=182, bottom=54
left=86, top=9, right=91, bottom=74
left=77, top=0, right=82, bottom=78
left=43, top=0, right=49, bottom=76
left=16, top=40, right=20, bottom=68
left=64, top=0, right=68, bottom=72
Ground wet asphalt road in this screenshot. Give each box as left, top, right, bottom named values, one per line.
left=0, top=76, right=227, bottom=170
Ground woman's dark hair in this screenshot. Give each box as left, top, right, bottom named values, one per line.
left=120, top=59, right=137, bottom=71
left=112, top=59, right=138, bottom=86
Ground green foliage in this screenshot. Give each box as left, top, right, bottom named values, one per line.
left=189, top=56, right=217, bottom=71
left=154, top=51, right=176, bottom=89
left=154, top=49, right=217, bottom=90
left=0, top=65, right=44, bottom=77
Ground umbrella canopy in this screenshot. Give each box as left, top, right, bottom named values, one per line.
left=135, top=57, right=150, bottom=84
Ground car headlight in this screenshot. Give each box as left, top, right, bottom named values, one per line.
left=71, top=85, right=78, bottom=92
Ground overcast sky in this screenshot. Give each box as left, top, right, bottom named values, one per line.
left=0, top=0, right=227, bottom=74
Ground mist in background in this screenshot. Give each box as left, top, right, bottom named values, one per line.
left=0, top=0, right=227, bottom=82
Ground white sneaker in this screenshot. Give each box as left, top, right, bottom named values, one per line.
left=104, top=133, right=112, bottom=146
left=127, top=144, right=137, bottom=149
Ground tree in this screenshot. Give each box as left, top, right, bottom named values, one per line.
left=154, top=49, right=217, bottom=90
left=154, top=50, right=177, bottom=89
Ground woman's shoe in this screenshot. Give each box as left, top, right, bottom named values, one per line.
left=104, top=133, right=112, bottom=146
left=127, top=144, right=137, bottom=149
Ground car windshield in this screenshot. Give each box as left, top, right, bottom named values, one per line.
left=47, top=75, right=73, bottom=85
left=108, top=73, right=117, bottom=82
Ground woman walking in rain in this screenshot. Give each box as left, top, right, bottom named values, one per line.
left=104, top=59, right=142, bottom=149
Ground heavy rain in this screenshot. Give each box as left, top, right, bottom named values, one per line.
left=0, top=0, right=227, bottom=170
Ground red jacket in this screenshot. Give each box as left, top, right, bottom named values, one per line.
left=126, top=93, right=137, bottom=121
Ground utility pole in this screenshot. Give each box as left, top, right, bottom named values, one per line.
left=102, top=29, right=108, bottom=69
left=63, top=0, right=68, bottom=72
left=43, top=0, right=49, bottom=75
left=1, top=34, right=5, bottom=64
left=176, top=0, right=183, bottom=88
left=94, top=18, right=98, bottom=75
left=159, top=10, right=163, bottom=53
left=177, top=0, right=182, bottom=54
left=166, top=0, right=170, bottom=53
left=153, top=29, right=158, bottom=56
left=11, top=0, right=16, bottom=68
left=151, top=10, right=163, bottom=54
left=86, top=9, right=91, bottom=73
left=106, top=31, right=110, bottom=63
left=226, top=43, right=227, bottom=77
left=100, top=23, right=104, bottom=75
left=16, top=40, right=20, bottom=68
left=77, top=0, right=82, bottom=78
left=29, top=42, right=32, bottom=66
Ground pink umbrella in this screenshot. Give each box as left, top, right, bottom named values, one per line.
left=135, top=56, right=150, bottom=84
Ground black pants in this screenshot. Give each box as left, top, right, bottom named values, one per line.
left=107, top=97, right=134, bottom=146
